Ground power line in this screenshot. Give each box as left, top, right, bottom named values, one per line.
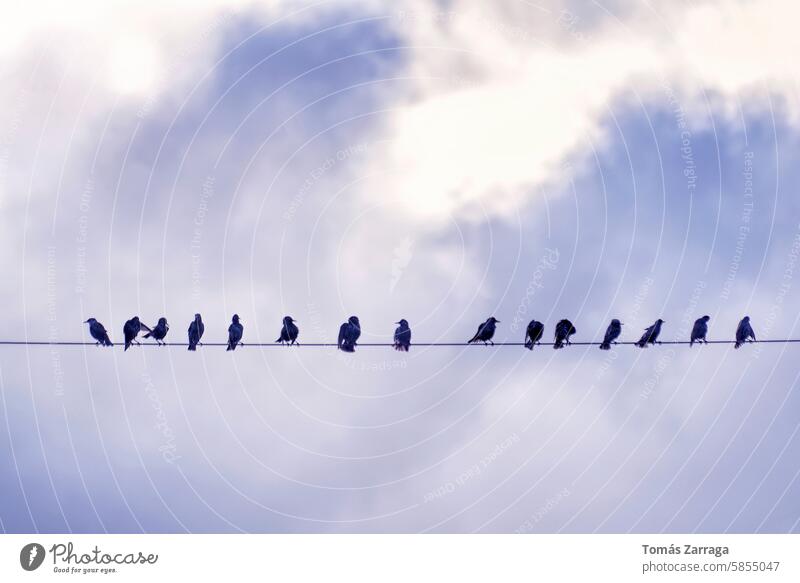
left=0, top=340, right=783, bottom=347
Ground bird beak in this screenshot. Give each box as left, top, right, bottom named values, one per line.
left=84, top=320, right=89, bottom=323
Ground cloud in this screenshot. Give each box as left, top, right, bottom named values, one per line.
left=368, top=0, right=800, bottom=221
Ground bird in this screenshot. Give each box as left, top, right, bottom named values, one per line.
left=690, top=315, right=710, bottom=346
left=553, top=319, right=576, bottom=349
left=393, top=319, right=411, bottom=351
left=187, top=313, right=204, bottom=351
left=468, top=317, right=500, bottom=345
left=524, top=320, right=544, bottom=350
left=338, top=316, right=361, bottom=352
left=84, top=318, right=113, bottom=346
left=123, top=317, right=150, bottom=351
left=599, top=319, right=622, bottom=350
left=226, top=314, right=243, bottom=351
left=735, top=316, right=756, bottom=348
left=637, top=318, right=665, bottom=348
left=275, top=316, right=299, bottom=345
left=144, top=317, right=169, bottom=345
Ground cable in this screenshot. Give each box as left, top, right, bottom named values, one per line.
left=0, top=340, right=779, bottom=347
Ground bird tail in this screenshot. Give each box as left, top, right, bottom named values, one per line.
left=599, top=342, right=610, bottom=350
left=188, top=344, right=196, bottom=351
left=734, top=341, right=742, bottom=349
left=103, top=337, right=113, bottom=346
left=525, top=341, right=533, bottom=350
left=124, top=342, right=130, bottom=351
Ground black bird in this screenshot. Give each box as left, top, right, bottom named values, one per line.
left=338, top=316, right=361, bottom=352
left=524, top=320, right=544, bottom=350
left=468, top=317, right=500, bottom=345
left=636, top=318, right=665, bottom=348
left=275, top=316, right=299, bottom=345
left=123, top=317, right=150, bottom=351
left=187, top=313, right=204, bottom=351
left=84, top=318, right=113, bottom=346
left=599, top=319, right=622, bottom=350
left=144, top=317, right=169, bottom=345
left=690, top=315, right=710, bottom=347
left=393, top=319, right=411, bottom=351
left=227, top=314, right=243, bottom=351
left=553, top=319, right=576, bottom=349
left=735, top=316, right=756, bottom=348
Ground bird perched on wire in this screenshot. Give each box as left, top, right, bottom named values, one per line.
left=735, top=316, right=756, bottom=348
left=393, top=319, right=411, bottom=351
left=84, top=318, right=113, bottom=346
left=338, top=316, right=361, bottom=352
left=275, top=316, right=299, bottom=346
left=599, top=319, right=622, bottom=350
left=144, top=317, right=169, bottom=346
left=227, top=314, right=243, bottom=351
left=123, top=317, right=150, bottom=351
left=636, top=319, right=665, bottom=348
left=553, top=319, right=576, bottom=349
left=690, top=315, right=710, bottom=346
left=187, top=313, right=204, bottom=351
left=524, top=320, right=544, bottom=350
left=468, top=317, right=500, bottom=345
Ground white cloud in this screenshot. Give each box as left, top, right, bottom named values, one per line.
left=371, top=0, right=800, bottom=222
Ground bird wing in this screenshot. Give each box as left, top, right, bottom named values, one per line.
left=338, top=323, right=349, bottom=346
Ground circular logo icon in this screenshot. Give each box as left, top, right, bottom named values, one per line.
left=20, top=543, right=46, bottom=571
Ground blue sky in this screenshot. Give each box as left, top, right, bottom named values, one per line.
left=2, top=0, right=800, bottom=533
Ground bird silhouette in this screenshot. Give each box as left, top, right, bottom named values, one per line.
left=468, top=317, right=500, bottom=345
left=599, top=319, right=622, bottom=350
left=123, top=317, right=150, bottom=351
left=393, top=319, right=411, bottom=351
left=637, top=319, right=665, bottom=347
left=275, top=316, right=299, bottom=345
left=144, top=317, right=169, bottom=345
left=524, top=320, right=544, bottom=350
left=338, top=316, right=361, bottom=352
left=735, top=316, right=756, bottom=348
left=553, top=319, right=576, bottom=349
left=84, top=318, right=113, bottom=346
left=227, top=314, right=243, bottom=351
left=187, top=313, right=204, bottom=351
left=690, top=315, right=710, bottom=346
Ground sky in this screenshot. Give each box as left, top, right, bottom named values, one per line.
left=2, top=0, right=800, bottom=533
